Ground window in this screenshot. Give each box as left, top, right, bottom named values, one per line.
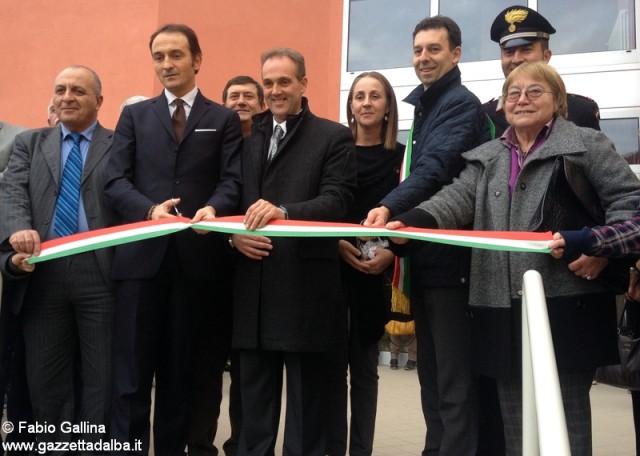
left=342, top=0, right=640, bottom=128
left=347, top=0, right=429, bottom=72
left=440, top=0, right=525, bottom=62
left=398, top=129, right=410, bottom=146
left=601, top=117, right=640, bottom=165
left=345, top=0, right=638, bottom=71
left=538, top=0, right=636, bottom=54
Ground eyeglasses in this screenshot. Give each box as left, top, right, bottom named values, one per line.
left=504, top=86, right=553, bottom=103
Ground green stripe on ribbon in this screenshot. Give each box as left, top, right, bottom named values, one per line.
left=26, top=217, right=551, bottom=264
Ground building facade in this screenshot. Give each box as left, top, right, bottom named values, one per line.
left=340, top=0, right=639, bottom=168
left=1, top=1, right=637, bottom=164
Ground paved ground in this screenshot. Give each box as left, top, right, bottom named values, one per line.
left=211, top=361, right=636, bottom=455
left=2, top=361, right=635, bottom=455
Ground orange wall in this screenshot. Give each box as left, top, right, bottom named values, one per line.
left=0, top=0, right=344, bottom=130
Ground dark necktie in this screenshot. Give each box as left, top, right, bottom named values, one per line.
left=267, top=125, right=285, bottom=163
left=172, top=98, right=186, bottom=141
left=54, top=133, right=83, bottom=237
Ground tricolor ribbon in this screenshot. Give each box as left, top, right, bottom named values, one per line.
left=27, top=215, right=552, bottom=264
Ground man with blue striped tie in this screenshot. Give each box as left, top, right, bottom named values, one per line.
left=0, top=65, right=119, bottom=451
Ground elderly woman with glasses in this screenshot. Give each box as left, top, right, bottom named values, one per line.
left=386, top=62, right=640, bottom=456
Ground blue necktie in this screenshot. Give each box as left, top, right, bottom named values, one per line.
left=54, top=133, right=83, bottom=237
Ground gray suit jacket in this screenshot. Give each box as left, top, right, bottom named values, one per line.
left=0, top=122, right=27, bottom=176
left=0, top=123, right=119, bottom=312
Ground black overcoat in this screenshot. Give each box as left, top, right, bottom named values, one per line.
left=232, top=98, right=357, bottom=352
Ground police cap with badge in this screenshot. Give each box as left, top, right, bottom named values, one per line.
left=490, top=5, right=556, bottom=48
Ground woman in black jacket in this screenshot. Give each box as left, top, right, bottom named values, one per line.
left=325, top=72, right=404, bottom=456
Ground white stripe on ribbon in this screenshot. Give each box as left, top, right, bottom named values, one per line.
left=27, top=216, right=552, bottom=264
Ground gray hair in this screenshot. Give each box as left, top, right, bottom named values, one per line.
left=120, top=95, right=149, bottom=113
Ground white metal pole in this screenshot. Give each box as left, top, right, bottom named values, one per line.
left=522, top=287, right=539, bottom=456
left=522, top=270, right=571, bottom=456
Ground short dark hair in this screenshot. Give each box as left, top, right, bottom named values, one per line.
left=222, top=75, right=264, bottom=106
left=149, top=23, right=202, bottom=59
left=261, top=48, right=306, bottom=81
left=413, top=15, right=462, bottom=50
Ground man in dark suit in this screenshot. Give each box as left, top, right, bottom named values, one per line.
left=0, top=65, right=118, bottom=448
left=222, top=75, right=265, bottom=138
left=105, top=24, right=242, bottom=456
left=220, top=74, right=264, bottom=456
left=229, top=48, right=356, bottom=456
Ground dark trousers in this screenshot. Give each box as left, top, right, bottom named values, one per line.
left=22, top=252, right=114, bottom=452
left=625, top=300, right=640, bottom=456
left=222, top=349, right=242, bottom=456
left=497, top=369, right=594, bottom=456
left=237, top=350, right=329, bottom=456
left=632, top=390, right=640, bottom=456
left=325, top=329, right=379, bottom=456
left=1, top=277, right=11, bottom=401
left=187, top=272, right=233, bottom=456
left=476, top=375, right=506, bottom=456
left=110, top=244, right=195, bottom=456
left=1, top=305, right=34, bottom=456
left=412, top=287, right=478, bottom=456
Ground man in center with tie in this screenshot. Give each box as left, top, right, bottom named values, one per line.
left=105, top=23, right=243, bottom=455
left=229, top=47, right=356, bottom=455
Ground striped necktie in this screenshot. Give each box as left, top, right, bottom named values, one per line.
left=54, top=133, right=83, bottom=237
left=267, top=124, right=285, bottom=163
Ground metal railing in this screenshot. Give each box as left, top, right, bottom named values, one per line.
left=521, top=270, right=571, bottom=456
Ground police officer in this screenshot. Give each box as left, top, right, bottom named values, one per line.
left=482, top=5, right=600, bottom=137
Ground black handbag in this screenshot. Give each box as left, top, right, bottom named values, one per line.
left=594, top=299, right=640, bottom=389
left=530, top=156, right=634, bottom=294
